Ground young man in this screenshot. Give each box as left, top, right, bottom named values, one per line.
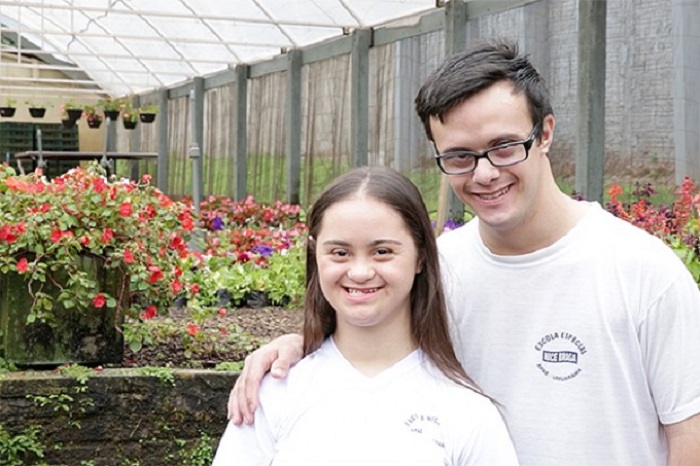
left=228, top=40, right=700, bottom=466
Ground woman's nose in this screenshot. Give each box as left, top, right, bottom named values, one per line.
left=346, top=260, right=375, bottom=282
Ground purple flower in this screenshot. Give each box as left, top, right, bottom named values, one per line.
left=211, top=216, right=225, bottom=230
left=252, top=245, right=274, bottom=257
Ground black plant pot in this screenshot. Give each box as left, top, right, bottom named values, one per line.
left=104, top=110, right=120, bottom=121
left=0, top=107, right=16, bottom=117
left=87, top=118, right=102, bottom=129
left=66, top=108, right=83, bottom=121
left=62, top=118, right=76, bottom=128
left=28, top=107, right=46, bottom=118
left=123, top=119, right=138, bottom=130
left=139, top=112, right=156, bottom=123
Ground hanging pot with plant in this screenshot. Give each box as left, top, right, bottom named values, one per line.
left=61, top=118, right=76, bottom=129
left=122, top=103, right=139, bottom=130
left=99, top=97, right=124, bottom=121
left=62, top=101, right=84, bottom=121
left=29, top=108, right=46, bottom=118
left=0, top=98, right=17, bottom=118
left=138, top=103, right=159, bottom=123
left=25, top=100, right=49, bottom=118
left=84, top=105, right=103, bottom=129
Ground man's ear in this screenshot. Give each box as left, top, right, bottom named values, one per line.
left=538, top=114, right=555, bottom=155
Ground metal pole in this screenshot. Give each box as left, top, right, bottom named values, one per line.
left=189, top=142, right=202, bottom=216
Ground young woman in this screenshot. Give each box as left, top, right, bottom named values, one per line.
left=213, top=167, right=518, bottom=465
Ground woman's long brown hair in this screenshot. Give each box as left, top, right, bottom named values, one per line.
left=303, top=166, right=478, bottom=390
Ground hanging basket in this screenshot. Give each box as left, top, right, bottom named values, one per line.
left=123, top=119, right=138, bottom=130
left=66, top=108, right=83, bottom=121
left=87, top=118, right=103, bottom=129
left=28, top=108, right=47, bottom=118
left=62, top=118, right=76, bottom=129
left=104, top=110, right=120, bottom=121
left=139, top=112, right=156, bottom=123
left=0, top=107, right=16, bottom=118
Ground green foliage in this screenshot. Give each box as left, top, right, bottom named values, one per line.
left=139, top=103, right=159, bottom=114
left=0, top=357, right=17, bottom=376
left=136, top=366, right=176, bottom=386
left=56, top=363, right=94, bottom=385
left=3, top=98, right=17, bottom=107
left=122, top=319, right=155, bottom=353
left=0, top=424, right=46, bottom=466
left=178, top=432, right=215, bottom=466
left=214, top=361, right=244, bottom=372
left=98, top=97, right=125, bottom=112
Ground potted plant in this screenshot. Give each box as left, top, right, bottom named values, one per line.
left=62, top=101, right=84, bottom=121
left=0, top=98, right=17, bottom=118
left=138, top=103, right=159, bottom=123
left=84, top=105, right=103, bottom=129
left=99, top=97, right=124, bottom=121
left=121, top=103, right=139, bottom=130
left=25, top=100, right=48, bottom=118
left=0, top=163, right=196, bottom=365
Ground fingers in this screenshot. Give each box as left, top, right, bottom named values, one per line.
left=270, top=334, right=304, bottom=378
left=227, top=354, right=253, bottom=424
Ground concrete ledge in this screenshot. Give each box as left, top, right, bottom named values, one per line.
left=0, top=368, right=237, bottom=464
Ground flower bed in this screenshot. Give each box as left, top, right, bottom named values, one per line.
left=606, top=177, right=700, bottom=284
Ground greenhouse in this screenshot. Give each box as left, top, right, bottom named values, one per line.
left=1, top=0, right=699, bottom=463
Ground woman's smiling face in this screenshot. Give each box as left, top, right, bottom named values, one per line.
left=314, top=194, right=420, bottom=334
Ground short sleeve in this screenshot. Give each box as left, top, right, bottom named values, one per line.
left=451, top=396, right=520, bottom=466
left=641, top=271, right=700, bottom=425
left=212, top=405, right=276, bottom=466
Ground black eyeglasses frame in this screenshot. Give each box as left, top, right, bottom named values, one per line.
left=433, top=125, right=541, bottom=175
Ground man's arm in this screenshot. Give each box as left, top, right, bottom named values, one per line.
left=665, top=412, right=700, bottom=466
left=227, top=333, right=304, bottom=424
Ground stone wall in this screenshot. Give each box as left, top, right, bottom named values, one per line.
left=0, top=369, right=237, bottom=465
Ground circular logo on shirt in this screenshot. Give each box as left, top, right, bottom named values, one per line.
left=534, top=331, right=587, bottom=381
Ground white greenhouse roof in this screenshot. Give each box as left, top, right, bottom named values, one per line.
left=0, top=0, right=438, bottom=98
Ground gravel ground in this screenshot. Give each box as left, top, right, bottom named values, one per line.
left=122, top=306, right=304, bottom=368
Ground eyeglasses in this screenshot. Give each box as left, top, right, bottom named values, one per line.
left=433, top=125, right=541, bottom=175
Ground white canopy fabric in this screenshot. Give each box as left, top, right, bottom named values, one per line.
left=0, top=0, right=437, bottom=97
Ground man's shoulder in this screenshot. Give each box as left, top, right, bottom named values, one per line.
left=437, top=218, right=477, bottom=248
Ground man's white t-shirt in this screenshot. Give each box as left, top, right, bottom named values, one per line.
left=438, top=202, right=700, bottom=466
left=213, top=338, right=518, bottom=465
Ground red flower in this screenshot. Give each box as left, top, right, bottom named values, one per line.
left=102, top=228, right=114, bottom=243
left=148, top=265, right=163, bottom=284
left=93, top=293, right=106, bottom=308
left=16, top=257, right=28, bottom=273
left=171, top=280, right=182, bottom=293
left=190, top=283, right=200, bottom=294
left=186, top=323, right=200, bottom=336
left=218, top=307, right=227, bottom=316
left=140, top=305, right=157, bottom=320
left=123, top=249, right=134, bottom=264
left=119, top=202, right=132, bottom=217
left=50, top=229, right=63, bottom=243
left=141, top=174, right=152, bottom=184
left=80, top=235, right=90, bottom=247
left=92, top=177, right=107, bottom=193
